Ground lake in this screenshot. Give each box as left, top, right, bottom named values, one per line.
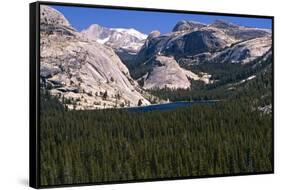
left=126, top=100, right=219, bottom=112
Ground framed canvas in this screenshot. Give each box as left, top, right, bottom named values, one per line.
left=29, top=1, right=274, bottom=188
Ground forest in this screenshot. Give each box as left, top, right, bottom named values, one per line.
left=40, top=63, right=273, bottom=185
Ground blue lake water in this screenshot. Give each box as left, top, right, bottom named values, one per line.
left=126, top=100, right=219, bottom=112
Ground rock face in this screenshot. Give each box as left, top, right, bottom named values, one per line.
left=134, top=19, right=271, bottom=89
left=40, top=5, right=150, bottom=109
left=81, top=24, right=147, bottom=52
left=172, top=20, right=206, bottom=32
left=137, top=19, right=271, bottom=64
left=211, top=36, right=272, bottom=64
left=141, top=56, right=211, bottom=90
left=210, top=20, right=239, bottom=30
left=136, top=27, right=235, bottom=67
left=41, top=5, right=71, bottom=27
left=210, top=20, right=270, bottom=41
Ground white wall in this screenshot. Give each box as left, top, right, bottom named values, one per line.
left=0, top=0, right=279, bottom=189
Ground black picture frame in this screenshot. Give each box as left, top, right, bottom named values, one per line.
left=30, top=1, right=274, bottom=188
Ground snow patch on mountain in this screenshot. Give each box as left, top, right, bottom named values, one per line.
left=81, top=24, right=147, bottom=52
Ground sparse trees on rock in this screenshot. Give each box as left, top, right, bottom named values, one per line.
left=138, top=99, right=143, bottom=106
left=102, top=91, right=108, bottom=100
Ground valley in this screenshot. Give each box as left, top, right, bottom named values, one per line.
left=38, top=5, right=273, bottom=186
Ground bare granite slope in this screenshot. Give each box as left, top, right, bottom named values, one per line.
left=40, top=5, right=151, bottom=109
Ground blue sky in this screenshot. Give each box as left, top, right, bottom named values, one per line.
left=51, top=5, right=272, bottom=34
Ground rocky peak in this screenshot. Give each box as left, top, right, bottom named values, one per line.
left=210, top=19, right=270, bottom=41
left=147, top=30, right=161, bottom=40
left=172, top=20, right=206, bottom=32
left=87, top=23, right=101, bottom=30
left=210, top=19, right=239, bottom=29
left=81, top=24, right=111, bottom=40
left=40, top=5, right=71, bottom=27
left=81, top=25, right=147, bottom=52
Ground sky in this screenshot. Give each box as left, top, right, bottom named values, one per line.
left=51, top=5, right=272, bottom=34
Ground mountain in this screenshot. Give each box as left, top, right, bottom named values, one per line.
left=210, top=20, right=270, bottom=41
left=81, top=24, right=147, bottom=52
left=40, top=5, right=272, bottom=104
left=138, top=55, right=212, bottom=90
left=131, top=19, right=271, bottom=90
left=136, top=20, right=271, bottom=64
left=172, top=20, right=206, bottom=32
left=210, top=36, right=272, bottom=64
left=40, top=5, right=151, bottom=109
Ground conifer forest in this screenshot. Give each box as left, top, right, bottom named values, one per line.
left=40, top=63, right=273, bottom=186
